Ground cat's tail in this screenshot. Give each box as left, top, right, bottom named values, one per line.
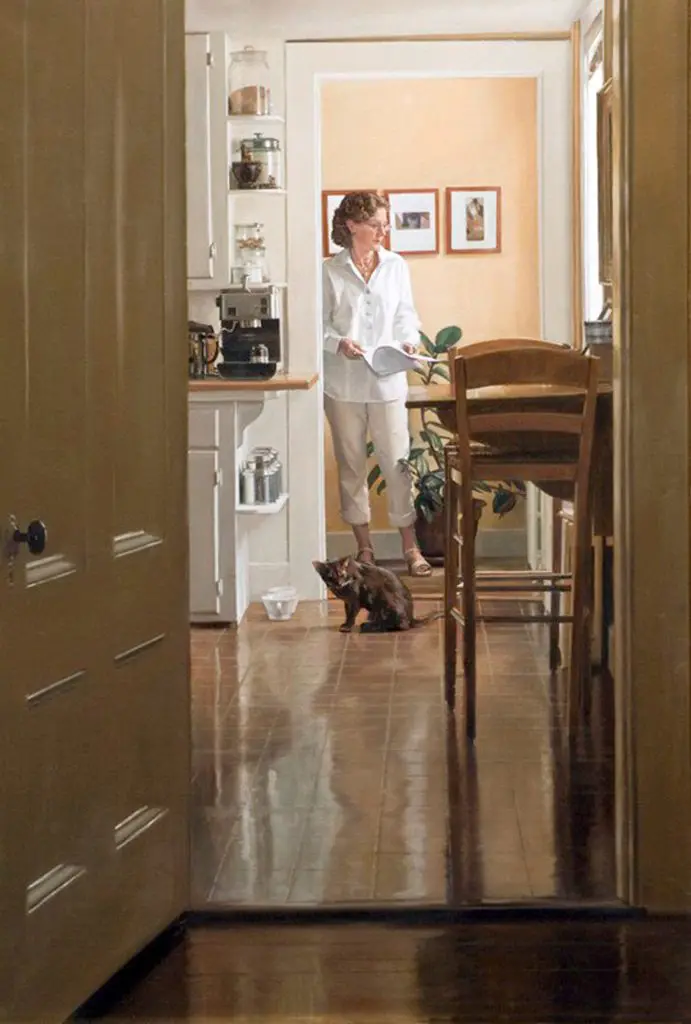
left=412, top=610, right=444, bottom=627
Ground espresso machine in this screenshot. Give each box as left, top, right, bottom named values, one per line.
left=215, top=282, right=281, bottom=380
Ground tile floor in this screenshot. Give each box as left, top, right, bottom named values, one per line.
left=191, top=589, right=616, bottom=907
left=93, top=918, right=691, bottom=1023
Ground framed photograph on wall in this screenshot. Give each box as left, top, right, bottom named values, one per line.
left=386, top=189, right=439, bottom=255
left=321, top=190, right=389, bottom=257
left=446, top=186, right=502, bottom=254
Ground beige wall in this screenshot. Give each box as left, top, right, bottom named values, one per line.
left=321, top=76, right=540, bottom=533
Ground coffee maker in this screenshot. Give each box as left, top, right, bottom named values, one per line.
left=215, top=282, right=281, bottom=380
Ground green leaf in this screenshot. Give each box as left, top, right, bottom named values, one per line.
left=367, top=465, right=381, bottom=490
left=376, top=479, right=387, bottom=496
left=419, top=331, right=435, bottom=355
left=434, top=325, right=462, bottom=354
left=492, top=489, right=517, bottom=518
left=366, top=440, right=375, bottom=458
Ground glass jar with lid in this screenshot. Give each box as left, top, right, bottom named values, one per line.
left=237, top=133, right=282, bottom=189
left=228, top=46, right=271, bottom=116
left=234, top=222, right=267, bottom=282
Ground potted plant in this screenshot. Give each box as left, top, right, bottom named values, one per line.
left=366, top=325, right=526, bottom=562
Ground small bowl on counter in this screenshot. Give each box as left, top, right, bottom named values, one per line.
left=261, top=586, right=298, bottom=621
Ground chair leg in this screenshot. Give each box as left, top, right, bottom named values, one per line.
left=461, top=485, right=477, bottom=741
left=568, top=494, right=593, bottom=738
left=443, top=453, right=458, bottom=710
left=549, top=499, right=562, bottom=671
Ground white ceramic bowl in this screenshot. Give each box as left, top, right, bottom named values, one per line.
left=261, top=585, right=299, bottom=621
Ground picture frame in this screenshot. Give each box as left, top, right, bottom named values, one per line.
left=321, top=189, right=388, bottom=258
left=386, top=189, right=439, bottom=255
left=445, top=186, right=502, bottom=254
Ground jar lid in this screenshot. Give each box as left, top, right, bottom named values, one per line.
left=230, top=45, right=268, bottom=61
left=241, top=132, right=280, bottom=151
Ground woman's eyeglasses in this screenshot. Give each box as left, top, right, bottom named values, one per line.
left=365, top=220, right=390, bottom=234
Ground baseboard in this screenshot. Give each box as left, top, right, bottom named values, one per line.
left=327, top=528, right=527, bottom=562
left=477, top=527, right=526, bottom=560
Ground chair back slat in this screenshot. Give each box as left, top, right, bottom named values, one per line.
left=461, top=347, right=592, bottom=391
left=468, top=412, right=583, bottom=437
left=458, top=337, right=570, bottom=358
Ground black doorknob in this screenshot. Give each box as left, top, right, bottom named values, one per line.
left=13, top=520, right=47, bottom=556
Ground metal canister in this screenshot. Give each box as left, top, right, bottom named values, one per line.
left=240, top=458, right=257, bottom=505
left=268, top=457, right=282, bottom=501
left=255, top=459, right=273, bottom=503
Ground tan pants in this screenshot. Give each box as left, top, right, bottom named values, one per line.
left=324, top=395, right=415, bottom=528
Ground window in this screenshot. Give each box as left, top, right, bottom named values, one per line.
left=583, top=31, right=605, bottom=321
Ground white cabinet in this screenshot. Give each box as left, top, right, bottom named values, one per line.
left=185, top=32, right=229, bottom=289
left=189, top=388, right=288, bottom=625
left=188, top=448, right=221, bottom=616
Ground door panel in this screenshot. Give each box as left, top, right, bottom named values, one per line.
left=0, top=2, right=189, bottom=1020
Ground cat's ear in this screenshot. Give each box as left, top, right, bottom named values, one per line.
left=312, top=560, right=326, bottom=575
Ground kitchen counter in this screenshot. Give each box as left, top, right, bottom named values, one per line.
left=189, top=372, right=318, bottom=393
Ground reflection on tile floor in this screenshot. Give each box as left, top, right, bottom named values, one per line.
left=191, top=597, right=616, bottom=907
left=96, top=919, right=691, bottom=1023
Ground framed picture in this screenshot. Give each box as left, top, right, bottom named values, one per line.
left=446, top=187, right=502, bottom=254
left=386, top=189, right=439, bottom=255
left=321, top=189, right=389, bottom=258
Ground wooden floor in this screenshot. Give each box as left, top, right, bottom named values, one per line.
left=191, top=595, right=615, bottom=906
left=89, top=917, right=691, bottom=1021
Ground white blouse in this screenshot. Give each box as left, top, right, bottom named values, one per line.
left=322, top=247, right=421, bottom=403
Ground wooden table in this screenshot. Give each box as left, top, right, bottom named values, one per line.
left=407, top=383, right=613, bottom=537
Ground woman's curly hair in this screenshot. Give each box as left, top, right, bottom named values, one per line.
left=331, top=191, right=389, bottom=249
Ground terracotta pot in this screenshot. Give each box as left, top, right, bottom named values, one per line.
left=414, top=499, right=484, bottom=565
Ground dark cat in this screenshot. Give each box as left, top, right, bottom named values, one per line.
left=312, top=556, right=441, bottom=633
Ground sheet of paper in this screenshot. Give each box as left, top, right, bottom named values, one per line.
left=362, top=344, right=435, bottom=377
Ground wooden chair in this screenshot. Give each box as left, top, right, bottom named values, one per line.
left=443, top=341, right=599, bottom=741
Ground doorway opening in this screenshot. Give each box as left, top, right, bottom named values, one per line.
left=190, top=33, right=620, bottom=910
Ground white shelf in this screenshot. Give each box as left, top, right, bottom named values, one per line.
left=228, top=114, right=285, bottom=125
left=229, top=188, right=287, bottom=196
left=236, top=493, right=288, bottom=515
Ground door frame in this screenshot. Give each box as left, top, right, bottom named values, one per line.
left=611, top=0, right=691, bottom=911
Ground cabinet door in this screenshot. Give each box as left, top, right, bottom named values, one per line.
left=185, top=33, right=214, bottom=281
left=188, top=449, right=222, bottom=617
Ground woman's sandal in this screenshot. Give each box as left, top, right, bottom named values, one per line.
left=356, top=546, right=376, bottom=565
left=404, top=547, right=432, bottom=578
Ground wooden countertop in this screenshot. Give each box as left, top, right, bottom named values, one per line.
left=189, top=371, right=318, bottom=393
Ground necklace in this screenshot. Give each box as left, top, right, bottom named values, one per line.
left=352, top=249, right=377, bottom=281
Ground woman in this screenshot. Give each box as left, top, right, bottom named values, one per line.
left=322, top=191, right=431, bottom=577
